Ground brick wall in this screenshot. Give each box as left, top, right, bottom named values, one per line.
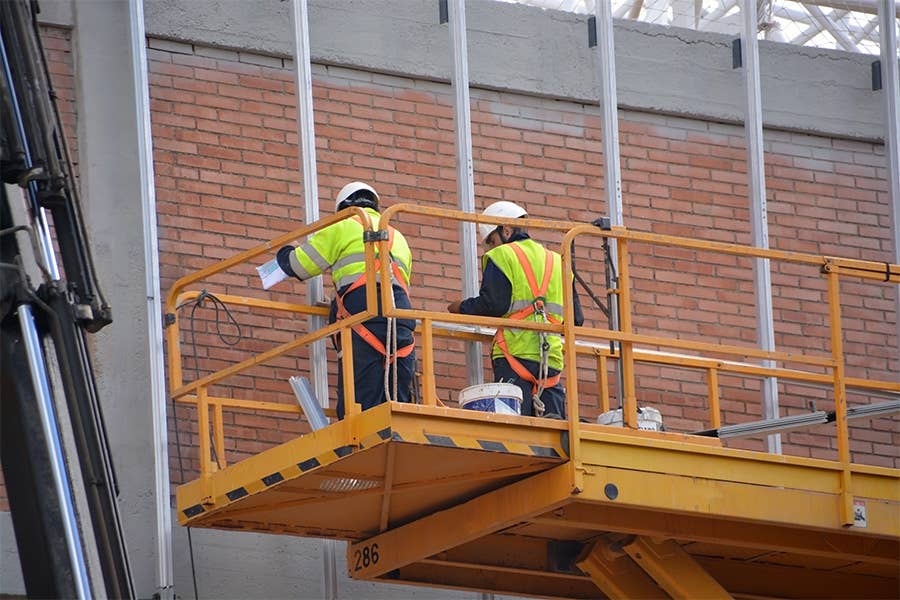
left=3, top=26, right=896, bottom=509
left=7, top=30, right=895, bottom=509
left=148, top=39, right=899, bottom=478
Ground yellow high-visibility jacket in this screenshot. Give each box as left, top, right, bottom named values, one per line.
left=484, top=238, right=564, bottom=370
left=289, top=207, right=412, bottom=292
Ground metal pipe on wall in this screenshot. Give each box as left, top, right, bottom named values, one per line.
left=878, top=0, right=900, bottom=354
left=594, top=0, right=626, bottom=408
left=741, top=0, right=781, bottom=454
left=288, top=1, right=338, bottom=597
left=127, top=0, right=173, bottom=596
left=448, top=0, right=485, bottom=387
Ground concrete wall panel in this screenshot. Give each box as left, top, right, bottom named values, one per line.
left=142, top=0, right=886, bottom=141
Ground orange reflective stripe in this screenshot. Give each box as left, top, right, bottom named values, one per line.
left=510, top=242, right=540, bottom=296
left=539, top=250, right=552, bottom=297
left=508, top=242, right=553, bottom=299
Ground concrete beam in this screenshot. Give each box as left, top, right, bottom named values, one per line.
left=140, top=0, right=886, bottom=141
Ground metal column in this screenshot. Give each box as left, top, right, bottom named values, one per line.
left=288, top=1, right=337, bottom=597
left=18, top=305, right=92, bottom=599
left=127, top=0, right=173, bottom=597
left=447, top=0, right=484, bottom=386
left=594, top=1, right=625, bottom=407
left=878, top=0, right=900, bottom=350
left=740, top=0, right=781, bottom=454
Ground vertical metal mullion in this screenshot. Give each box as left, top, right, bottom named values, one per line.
left=878, top=1, right=900, bottom=351
left=448, top=0, right=484, bottom=386
left=741, top=0, right=781, bottom=454
left=288, top=1, right=336, bottom=597
left=127, top=0, right=173, bottom=596
left=595, top=1, right=625, bottom=408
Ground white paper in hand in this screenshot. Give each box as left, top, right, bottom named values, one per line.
left=257, top=258, right=288, bottom=290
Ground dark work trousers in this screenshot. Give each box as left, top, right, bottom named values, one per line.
left=332, top=283, right=416, bottom=420
left=491, top=356, right=566, bottom=418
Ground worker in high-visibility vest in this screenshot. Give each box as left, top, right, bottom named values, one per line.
left=276, top=182, right=416, bottom=420
left=448, top=201, right=583, bottom=418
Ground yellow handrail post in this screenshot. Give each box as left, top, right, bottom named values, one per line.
left=197, top=386, right=213, bottom=500
left=358, top=212, right=379, bottom=322
left=708, top=367, right=721, bottom=429
left=562, top=227, right=583, bottom=494
left=213, top=401, right=226, bottom=471
left=598, top=353, right=610, bottom=413
left=616, top=238, right=638, bottom=429
left=825, top=263, right=854, bottom=527
left=376, top=214, right=395, bottom=323
left=341, top=326, right=359, bottom=444
left=165, top=312, right=184, bottom=392
left=421, top=318, right=437, bottom=406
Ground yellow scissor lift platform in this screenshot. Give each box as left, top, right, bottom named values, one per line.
left=168, top=205, right=900, bottom=599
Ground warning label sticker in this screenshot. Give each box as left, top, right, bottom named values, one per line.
left=853, top=499, right=867, bottom=528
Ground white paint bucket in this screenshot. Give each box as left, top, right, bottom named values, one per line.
left=597, top=406, right=664, bottom=431
left=458, top=383, right=522, bottom=416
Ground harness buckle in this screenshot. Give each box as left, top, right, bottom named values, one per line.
left=363, top=229, right=389, bottom=243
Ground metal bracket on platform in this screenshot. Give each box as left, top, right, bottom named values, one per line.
left=363, top=230, right=389, bottom=243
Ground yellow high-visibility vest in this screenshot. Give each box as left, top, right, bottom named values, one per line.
left=291, top=207, right=412, bottom=291
left=484, top=238, right=565, bottom=370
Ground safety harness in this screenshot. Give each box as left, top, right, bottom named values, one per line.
left=333, top=222, right=414, bottom=365
left=493, top=243, right=561, bottom=416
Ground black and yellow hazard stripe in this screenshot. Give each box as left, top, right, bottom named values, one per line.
left=181, top=442, right=364, bottom=520
left=182, top=427, right=566, bottom=520
left=359, top=426, right=394, bottom=449
left=382, top=428, right=567, bottom=459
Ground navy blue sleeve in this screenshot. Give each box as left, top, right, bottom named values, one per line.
left=459, top=259, right=511, bottom=317
left=276, top=245, right=296, bottom=277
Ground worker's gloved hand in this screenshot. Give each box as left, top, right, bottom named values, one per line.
left=447, top=300, right=461, bottom=313
left=276, top=245, right=297, bottom=277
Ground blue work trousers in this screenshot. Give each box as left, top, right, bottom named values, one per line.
left=332, top=284, right=416, bottom=420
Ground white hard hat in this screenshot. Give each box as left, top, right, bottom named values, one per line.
left=335, top=181, right=379, bottom=211
left=478, top=200, right=527, bottom=241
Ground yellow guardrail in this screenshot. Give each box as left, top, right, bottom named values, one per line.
left=165, top=203, right=900, bottom=525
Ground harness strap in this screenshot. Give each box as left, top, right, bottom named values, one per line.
left=334, top=222, right=413, bottom=362
left=494, top=333, right=562, bottom=391
left=494, top=243, right=561, bottom=394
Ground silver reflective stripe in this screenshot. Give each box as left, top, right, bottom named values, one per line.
left=335, top=271, right=401, bottom=291
left=335, top=253, right=410, bottom=283
left=335, top=253, right=409, bottom=273
left=335, top=272, right=363, bottom=290
left=498, top=328, right=562, bottom=340
left=300, top=241, right=330, bottom=272
left=333, top=252, right=365, bottom=273
left=394, top=258, right=410, bottom=279
left=509, top=299, right=563, bottom=316
left=289, top=251, right=316, bottom=280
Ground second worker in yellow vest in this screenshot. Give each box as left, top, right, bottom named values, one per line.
left=448, top=201, right=583, bottom=418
